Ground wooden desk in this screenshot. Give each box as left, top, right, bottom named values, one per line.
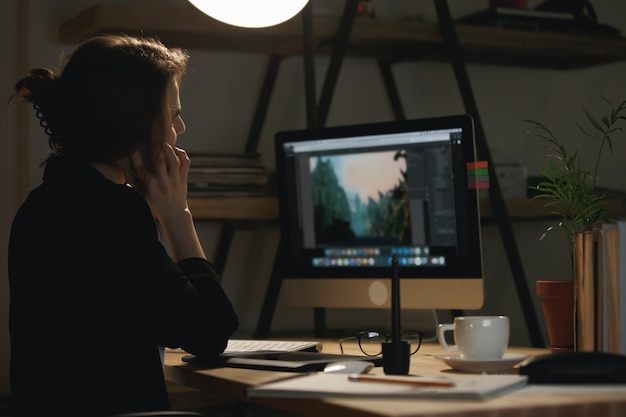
left=164, top=342, right=626, bottom=417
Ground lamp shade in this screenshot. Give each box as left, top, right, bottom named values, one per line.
left=188, top=0, right=310, bottom=28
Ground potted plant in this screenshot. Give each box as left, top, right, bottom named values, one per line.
left=525, top=97, right=626, bottom=351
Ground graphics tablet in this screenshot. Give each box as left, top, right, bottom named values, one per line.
left=182, top=351, right=383, bottom=372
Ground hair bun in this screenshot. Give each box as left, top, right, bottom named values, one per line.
left=14, top=68, right=60, bottom=137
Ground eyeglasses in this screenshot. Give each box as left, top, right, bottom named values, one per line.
left=339, top=330, right=424, bottom=357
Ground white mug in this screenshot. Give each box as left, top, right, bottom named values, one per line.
left=437, top=316, right=509, bottom=360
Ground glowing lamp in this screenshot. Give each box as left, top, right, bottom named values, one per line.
left=188, top=0, right=310, bottom=28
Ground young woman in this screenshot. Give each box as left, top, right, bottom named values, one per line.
left=8, top=35, right=239, bottom=417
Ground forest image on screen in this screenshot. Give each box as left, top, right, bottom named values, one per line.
left=306, top=146, right=449, bottom=269
left=311, top=150, right=407, bottom=246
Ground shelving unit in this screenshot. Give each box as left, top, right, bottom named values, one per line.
left=59, top=4, right=626, bottom=69
left=59, top=2, right=626, bottom=345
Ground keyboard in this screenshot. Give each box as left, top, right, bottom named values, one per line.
left=224, top=339, right=322, bottom=353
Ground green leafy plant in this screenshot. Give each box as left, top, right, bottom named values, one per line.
left=525, top=98, right=626, bottom=264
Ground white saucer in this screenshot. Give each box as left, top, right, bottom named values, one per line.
left=434, top=353, right=530, bottom=373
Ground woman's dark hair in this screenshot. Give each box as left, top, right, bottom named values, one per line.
left=12, top=35, right=188, bottom=173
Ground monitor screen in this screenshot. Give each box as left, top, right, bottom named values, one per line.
left=274, top=115, right=484, bottom=310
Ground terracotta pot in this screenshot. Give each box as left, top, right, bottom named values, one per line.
left=536, top=280, right=575, bottom=352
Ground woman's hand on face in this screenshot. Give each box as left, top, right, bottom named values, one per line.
left=131, top=144, right=206, bottom=261
left=133, top=144, right=191, bottom=222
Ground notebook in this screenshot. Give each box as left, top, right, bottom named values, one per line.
left=248, top=373, right=528, bottom=400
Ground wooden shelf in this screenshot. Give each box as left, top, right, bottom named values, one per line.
left=59, top=5, right=626, bottom=69
left=188, top=196, right=626, bottom=222
left=479, top=197, right=626, bottom=220
left=188, top=197, right=278, bottom=221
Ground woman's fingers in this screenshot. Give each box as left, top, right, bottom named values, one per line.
left=161, top=144, right=190, bottom=178
left=132, top=145, right=190, bottom=211
left=173, top=146, right=190, bottom=181
left=163, top=143, right=178, bottom=174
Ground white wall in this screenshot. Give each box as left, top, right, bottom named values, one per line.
left=2, top=0, right=626, bottom=395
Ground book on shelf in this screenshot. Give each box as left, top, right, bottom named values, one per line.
left=611, top=220, right=626, bottom=355
left=187, top=152, right=270, bottom=197
left=189, top=166, right=266, bottom=175
left=598, top=223, right=620, bottom=353
left=575, top=228, right=596, bottom=352
left=188, top=173, right=269, bottom=186
left=458, top=6, right=575, bottom=32
left=457, top=6, right=621, bottom=37
left=188, top=185, right=269, bottom=198
left=188, top=152, right=264, bottom=168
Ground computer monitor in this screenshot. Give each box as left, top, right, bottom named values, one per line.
left=274, top=115, right=484, bottom=310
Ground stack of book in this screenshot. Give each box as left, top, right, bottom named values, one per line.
left=187, top=152, right=270, bottom=197
left=575, top=221, right=626, bottom=354
left=458, top=6, right=621, bottom=37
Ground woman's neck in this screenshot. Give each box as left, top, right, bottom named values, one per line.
left=91, top=162, right=126, bottom=184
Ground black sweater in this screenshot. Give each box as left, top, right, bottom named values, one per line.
left=8, top=155, right=238, bottom=417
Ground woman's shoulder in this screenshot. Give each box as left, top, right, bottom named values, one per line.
left=103, top=182, right=154, bottom=223
left=39, top=155, right=153, bottom=220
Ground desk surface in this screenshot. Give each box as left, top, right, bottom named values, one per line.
left=164, top=341, right=626, bottom=417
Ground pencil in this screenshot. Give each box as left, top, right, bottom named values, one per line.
left=348, top=375, right=454, bottom=388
